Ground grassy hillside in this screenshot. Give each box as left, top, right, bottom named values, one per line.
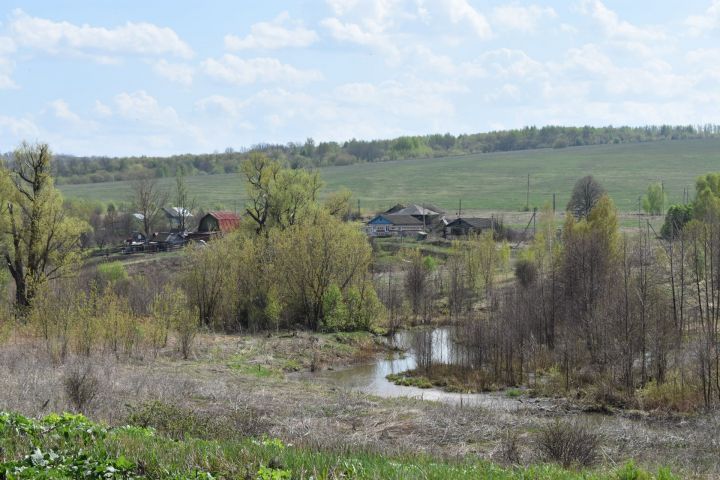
left=59, top=138, right=720, bottom=213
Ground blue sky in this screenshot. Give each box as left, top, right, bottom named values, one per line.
left=0, top=0, right=719, bottom=156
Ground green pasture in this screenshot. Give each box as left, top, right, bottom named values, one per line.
left=59, top=138, right=720, bottom=213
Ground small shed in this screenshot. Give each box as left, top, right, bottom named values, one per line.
left=198, top=211, right=241, bottom=233
left=445, top=217, right=494, bottom=237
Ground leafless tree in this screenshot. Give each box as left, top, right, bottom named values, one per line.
left=566, top=175, right=605, bottom=219
left=131, top=176, right=168, bottom=237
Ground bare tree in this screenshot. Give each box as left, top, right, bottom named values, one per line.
left=566, top=175, right=606, bottom=219
left=131, top=176, right=168, bottom=237
left=174, top=172, right=196, bottom=232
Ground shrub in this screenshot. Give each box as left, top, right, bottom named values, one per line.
left=497, top=431, right=521, bottom=465
left=97, top=262, right=128, bottom=285
left=63, top=363, right=100, bottom=413
left=536, top=419, right=599, bottom=468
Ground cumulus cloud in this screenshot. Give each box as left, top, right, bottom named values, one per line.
left=445, top=0, right=492, bottom=39
left=9, top=9, right=193, bottom=59
left=152, top=60, right=194, bottom=86
left=202, top=55, right=322, bottom=86
left=49, top=99, right=82, bottom=123
left=580, top=0, right=665, bottom=42
left=321, top=17, right=401, bottom=58
left=491, top=4, right=556, bottom=32
left=685, top=0, right=720, bottom=35
left=0, top=37, right=17, bottom=89
left=225, top=12, right=318, bottom=50
left=0, top=115, right=40, bottom=141
left=114, top=90, right=181, bottom=125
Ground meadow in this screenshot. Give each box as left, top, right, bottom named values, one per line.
left=59, top=138, right=720, bottom=213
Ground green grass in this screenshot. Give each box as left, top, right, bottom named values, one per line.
left=60, top=138, right=720, bottom=213
left=0, top=410, right=680, bottom=479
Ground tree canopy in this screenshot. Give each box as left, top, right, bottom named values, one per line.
left=0, top=142, right=89, bottom=309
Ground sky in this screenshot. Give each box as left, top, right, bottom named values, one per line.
left=0, top=0, right=719, bottom=156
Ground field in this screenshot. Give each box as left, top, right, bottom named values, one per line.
left=59, top=138, right=720, bottom=213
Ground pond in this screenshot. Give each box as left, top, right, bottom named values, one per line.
left=312, top=327, right=552, bottom=411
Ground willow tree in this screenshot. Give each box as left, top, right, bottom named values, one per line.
left=0, top=142, right=89, bottom=310
left=242, top=152, right=322, bottom=234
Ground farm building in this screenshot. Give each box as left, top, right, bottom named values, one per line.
left=365, top=214, right=424, bottom=237
left=198, top=211, right=241, bottom=233
left=163, top=207, right=193, bottom=228
left=445, top=217, right=494, bottom=237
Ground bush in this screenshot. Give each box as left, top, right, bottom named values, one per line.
left=96, top=261, right=128, bottom=285
left=536, top=419, right=599, bottom=468
left=63, top=363, right=100, bottom=412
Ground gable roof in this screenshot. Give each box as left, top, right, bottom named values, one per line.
left=446, top=217, right=493, bottom=229
left=163, top=207, right=193, bottom=219
left=200, top=211, right=241, bottom=232
left=383, top=203, right=406, bottom=214
left=368, top=214, right=422, bottom=226
left=395, top=204, right=441, bottom=216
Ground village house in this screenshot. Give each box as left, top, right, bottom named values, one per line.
left=365, top=214, right=424, bottom=237
left=444, top=217, right=494, bottom=237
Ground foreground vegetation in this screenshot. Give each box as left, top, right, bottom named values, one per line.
left=0, top=411, right=681, bottom=479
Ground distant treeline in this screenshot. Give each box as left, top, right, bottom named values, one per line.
left=4, top=124, right=718, bottom=185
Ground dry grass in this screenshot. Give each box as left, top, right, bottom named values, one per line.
left=0, top=332, right=718, bottom=476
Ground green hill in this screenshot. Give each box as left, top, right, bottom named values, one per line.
left=59, top=138, right=720, bottom=213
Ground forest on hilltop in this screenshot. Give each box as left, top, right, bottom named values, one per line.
left=5, top=124, right=716, bottom=186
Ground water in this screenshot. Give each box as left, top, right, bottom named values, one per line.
left=311, top=327, right=552, bottom=411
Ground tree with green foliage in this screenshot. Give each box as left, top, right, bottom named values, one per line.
left=0, top=142, right=89, bottom=310
left=241, top=152, right=322, bottom=234
left=660, top=204, right=693, bottom=239
left=642, top=182, right=666, bottom=215
left=693, top=172, right=720, bottom=220
left=271, top=212, right=374, bottom=330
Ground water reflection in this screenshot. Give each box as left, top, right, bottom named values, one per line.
left=313, top=327, right=537, bottom=410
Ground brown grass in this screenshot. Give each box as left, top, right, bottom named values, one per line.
left=0, top=331, right=717, bottom=476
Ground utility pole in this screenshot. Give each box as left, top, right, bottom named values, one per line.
left=526, top=174, right=530, bottom=211
left=357, top=199, right=361, bottom=219
left=638, top=196, right=642, bottom=231
left=661, top=181, right=665, bottom=214
left=552, top=193, right=556, bottom=214
left=458, top=199, right=462, bottom=217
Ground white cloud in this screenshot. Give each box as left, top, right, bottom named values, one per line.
left=152, top=60, right=194, bottom=86
left=202, top=55, right=322, bottom=86
left=9, top=9, right=193, bottom=59
left=480, top=48, right=547, bottom=79
left=321, top=17, right=400, bottom=57
left=686, top=0, right=720, bottom=35
left=580, top=0, right=664, bottom=42
left=49, top=99, right=81, bottom=123
left=195, top=95, right=248, bottom=116
left=93, top=100, right=113, bottom=117
left=0, top=37, right=17, bottom=89
left=225, top=12, right=318, bottom=50
left=114, top=91, right=181, bottom=125
left=445, top=0, right=492, bottom=39
left=0, top=115, right=39, bottom=140
left=491, top=4, right=556, bottom=32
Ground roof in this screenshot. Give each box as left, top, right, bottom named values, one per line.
left=383, top=203, right=406, bottom=214
left=368, top=214, right=422, bottom=226
left=163, top=207, right=193, bottom=219
left=446, top=217, right=494, bottom=229
left=202, top=211, right=241, bottom=232
left=395, top=204, right=441, bottom=216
